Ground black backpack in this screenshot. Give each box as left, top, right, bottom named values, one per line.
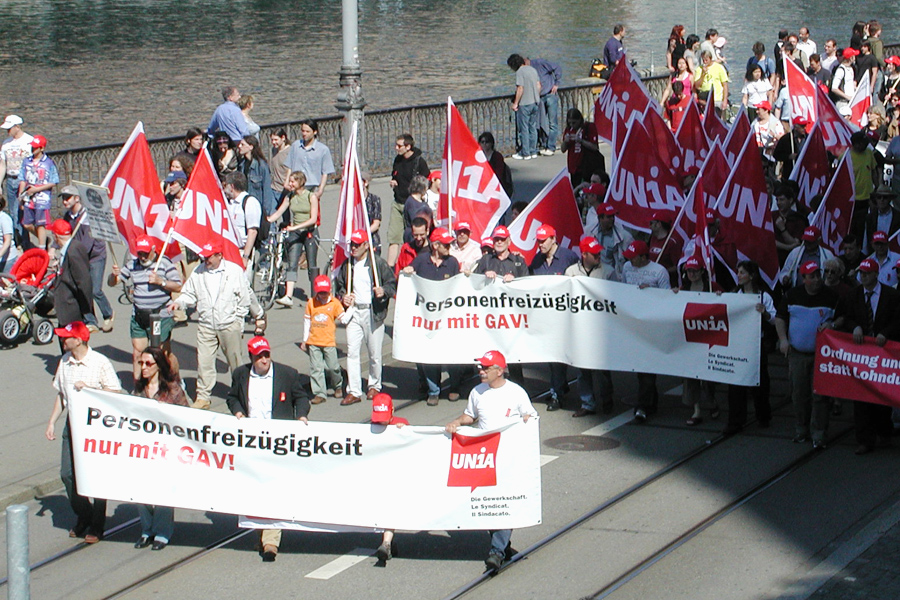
left=242, top=194, right=270, bottom=250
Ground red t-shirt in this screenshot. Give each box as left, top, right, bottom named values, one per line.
left=564, top=123, right=599, bottom=174
left=665, top=95, right=691, bottom=132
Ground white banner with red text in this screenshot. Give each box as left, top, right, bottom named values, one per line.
left=68, top=389, right=541, bottom=531
left=393, top=274, right=761, bottom=386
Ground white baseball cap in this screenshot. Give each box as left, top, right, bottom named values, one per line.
left=1, top=115, right=23, bottom=129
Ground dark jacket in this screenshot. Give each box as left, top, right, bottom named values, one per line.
left=865, top=207, right=900, bottom=250
left=473, top=251, right=529, bottom=278
left=838, top=284, right=900, bottom=340
left=334, top=254, right=397, bottom=326
left=55, top=240, right=93, bottom=326
left=226, top=362, right=311, bottom=420
left=390, top=148, right=429, bottom=203
left=63, top=209, right=106, bottom=263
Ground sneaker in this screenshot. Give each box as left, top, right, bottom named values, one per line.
left=427, top=395, right=439, bottom=406
left=101, top=312, right=114, bottom=332
left=523, top=154, right=535, bottom=160
left=275, top=296, right=292, bottom=307
left=376, top=542, right=392, bottom=561
left=448, top=392, right=460, bottom=402
left=511, top=153, right=526, bottom=160
left=633, top=408, right=647, bottom=423
left=546, top=398, right=560, bottom=411
left=484, top=551, right=503, bottom=571
left=86, top=324, right=100, bottom=334
left=539, top=148, right=555, bottom=156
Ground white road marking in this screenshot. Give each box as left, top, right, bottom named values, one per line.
left=580, top=412, right=634, bottom=437
left=305, top=548, right=372, bottom=579
left=540, top=454, right=559, bottom=467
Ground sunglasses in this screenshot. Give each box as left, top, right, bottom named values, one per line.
left=138, top=360, right=156, bottom=366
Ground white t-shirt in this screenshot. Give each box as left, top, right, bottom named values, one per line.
left=0, top=211, right=17, bottom=264
left=741, top=79, right=773, bottom=107
left=228, top=192, right=262, bottom=247
left=247, top=367, right=274, bottom=419
left=622, top=261, right=671, bottom=289
left=464, top=379, right=538, bottom=431
left=1, top=133, right=33, bottom=179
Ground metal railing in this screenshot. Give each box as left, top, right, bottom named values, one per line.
left=47, top=74, right=672, bottom=191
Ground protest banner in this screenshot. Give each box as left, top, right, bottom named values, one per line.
left=71, top=181, right=121, bottom=244
left=816, top=85, right=856, bottom=154
left=392, top=274, right=761, bottom=386
left=784, top=56, right=818, bottom=131
left=814, top=329, right=900, bottom=408
left=68, top=389, right=542, bottom=531
left=722, top=110, right=751, bottom=166
left=810, top=152, right=855, bottom=255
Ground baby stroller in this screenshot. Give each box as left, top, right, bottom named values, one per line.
left=0, top=248, right=57, bottom=345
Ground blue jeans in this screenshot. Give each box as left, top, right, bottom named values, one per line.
left=489, top=529, right=512, bottom=557
left=138, top=504, right=174, bottom=543
left=540, top=94, right=560, bottom=150
left=579, top=369, right=613, bottom=411
left=85, top=258, right=113, bottom=324
left=417, top=363, right=441, bottom=396
left=5, top=178, right=22, bottom=245
left=516, top=103, right=539, bottom=157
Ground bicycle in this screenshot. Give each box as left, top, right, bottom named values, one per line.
left=253, top=228, right=289, bottom=311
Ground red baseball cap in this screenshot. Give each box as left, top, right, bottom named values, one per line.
left=597, top=203, right=618, bottom=216
left=872, top=230, right=889, bottom=244
left=198, top=240, right=223, bottom=257
left=650, top=210, right=674, bottom=225
left=755, top=100, right=772, bottom=111
left=476, top=350, right=507, bottom=369
left=705, top=209, right=717, bottom=221
left=313, top=274, right=331, bottom=293
left=622, top=240, right=649, bottom=259
left=48, top=219, right=72, bottom=236
left=535, top=225, right=556, bottom=241
left=371, top=393, right=394, bottom=424
left=427, top=169, right=442, bottom=181
left=134, top=234, right=157, bottom=254
left=30, top=135, right=47, bottom=149
left=858, top=258, right=880, bottom=273
left=247, top=336, right=271, bottom=356
left=579, top=236, right=603, bottom=254
left=802, top=226, right=821, bottom=241
left=430, top=227, right=454, bottom=244
left=584, top=183, right=606, bottom=196
left=481, top=237, right=494, bottom=249
left=843, top=48, right=860, bottom=59
left=684, top=256, right=703, bottom=270
left=886, top=56, right=900, bottom=67
left=492, top=225, right=510, bottom=239
left=799, top=261, right=821, bottom=275
left=453, top=221, right=472, bottom=232
left=54, top=321, right=90, bottom=342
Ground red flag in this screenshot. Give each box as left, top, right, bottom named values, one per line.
left=849, top=70, right=872, bottom=127
left=816, top=84, right=857, bottom=154
left=170, top=148, right=243, bottom=266
left=437, top=98, right=510, bottom=241
left=604, top=121, right=684, bottom=233
left=784, top=56, right=817, bottom=131
left=102, top=122, right=180, bottom=260
left=676, top=100, right=710, bottom=171
left=331, top=122, right=371, bottom=277
left=722, top=110, right=752, bottom=166
left=713, top=134, right=780, bottom=287
left=810, top=152, right=856, bottom=255
left=507, top=168, right=585, bottom=263
left=593, top=61, right=657, bottom=144
left=643, top=106, right=684, bottom=174
left=702, top=94, right=729, bottom=143
left=672, top=141, right=729, bottom=243
left=789, top=121, right=832, bottom=209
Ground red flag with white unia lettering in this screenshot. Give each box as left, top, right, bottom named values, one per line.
left=672, top=141, right=729, bottom=243
left=101, top=122, right=180, bottom=260
left=437, top=97, right=510, bottom=241
left=789, top=121, right=832, bottom=209
left=603, top=121, right=684, bottom=234
left=593, top=60, right=657, bottom=144
left=722, top=110, right=752, bottom=166
left=643, top=105, right=684, bottom=174
left=712, top=134, right=779, bottom=287
left=702, top=92, right=729, bottom=143
left=170, top=147, right=243, bottom=266
left=784, top=57, right=817, bottom=131
left=330, top=122, right=371, bottom=277
left=816, top=85, right=857, bottom=154
left=507, top=168, right=584, bottom=263
left=676, top=100, right=710, bottom=171
left=849, top=69, right=872, bottom=127
left=810, top=152, right=855, bottom=255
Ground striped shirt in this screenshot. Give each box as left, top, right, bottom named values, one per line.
left=53, top=348, right=122, bottom=408
left=119, top=257, right=181, bottom=315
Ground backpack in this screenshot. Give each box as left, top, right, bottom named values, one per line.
left=242, top=194, right=270, bottom=250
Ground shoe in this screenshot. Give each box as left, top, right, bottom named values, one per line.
left=310, top=396, right=327, bottom=405
left=855, top=444, right=874, bottom=455
left=485, top=552, right=503, bottom=571
left=151, top=540, right=167, bottom=551
left=192, top=398, right=211, bottom=410
left=792, top=435, right=809, bottom=444
left=334, top=387, right=344, bottom=399
left=539, top=148, right=555, bottom=156
left=341, top=394, right=361, bottom=406
left=262, top=544, right=277, bottom=562
left=134, top=536, right=152, bottom=549
left=633, top=409, right=647, bottom=423
left=572, top=408, right=596, bottom=418
left=511, top=153, right=526, bottom=160
left=686, top=416, right=703, bottom=426
left=367, top=388, right=379, bottom=400
left=376, top=542, right=392, bottom=561
left=84, top=534, right=101, bottom=544
left=427, top=395, right=439, bottom=406
left=101, top=312, right=114, bottom=332
left=832, top=402, right=843, bottom=416
left=812, top=440, right=827, bottom=450
left=546, top=398, right=560, bottom=411
left=275, top=296, right=292, bottom=307
left=710, top=408, right=720, bottom=420
left=448, top=392, right=460, bottom=402
left=86, top=324, right=100, bottom=334
left=523, top=154, right=535, bottom=160
left=69, top=522, right=88, bottom=538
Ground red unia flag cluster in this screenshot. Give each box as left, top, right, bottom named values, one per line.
left=507, top=169, right=584, bottom=263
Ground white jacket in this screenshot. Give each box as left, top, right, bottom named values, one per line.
left=174, top=260, right=263, bottom=330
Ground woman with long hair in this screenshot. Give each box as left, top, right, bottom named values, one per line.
left=210, top=131, right=237, bottom=179
left=133, top=347, right=189, bottom=551
left=683, top=34, right=701, bottom=72
left=268, top=171, right=319, bottom=306
left=478, top=131, right=513, bottom=198
left=666, top=25, right=687, bottom=72
left=236, top=135, right=276, bottom=216
left=561, top=108, right=604, bottom=187
left=663, top=56, right=693, bottom=102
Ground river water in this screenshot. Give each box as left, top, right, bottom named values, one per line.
left=1, top=0, right=899, bottom=149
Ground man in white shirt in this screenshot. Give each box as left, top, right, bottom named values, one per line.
left=820, top=39, right=839, bottom=72
left=450, top=221, right=482, bottom=274
left=796, top=27, right=817, bottom=61
left=223, top=172, right=261, bottom=270
left=445, top=350, right=538, bottom=571
left=45, top=321, right=122, bottom=544
left=0, top=115, right=33, bottom=245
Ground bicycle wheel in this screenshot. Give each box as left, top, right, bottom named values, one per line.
left=253, top=239, right=279, bottom=310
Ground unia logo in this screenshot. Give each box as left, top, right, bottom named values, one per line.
left=683, top=303, right=729, bottom=348
left=447, top=432, right=501, bottom=492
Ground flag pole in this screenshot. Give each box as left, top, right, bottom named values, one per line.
left=153, top=228, right=175, bottom=272
left=446, top=97, right=454, bottom=232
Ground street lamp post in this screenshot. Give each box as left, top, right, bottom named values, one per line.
left=336, top=0, right=367, bottom=166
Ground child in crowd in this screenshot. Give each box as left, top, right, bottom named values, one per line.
left=301, top=275, right=352, bottom=403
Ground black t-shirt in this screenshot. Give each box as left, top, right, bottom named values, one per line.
left=856, top=53, right=879, bottom=83
left=410, top=253, right=460, bottom=281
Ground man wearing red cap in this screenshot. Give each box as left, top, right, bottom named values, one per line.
left=370, top=391, right=408, bottom=562
left=779, top=225, right=835, bottom=289
left=109, top=234, right=183, bottom=380
left=473, top=225, right=528, bottom=282
left=835, top=258, right=900, bottom=454
left=334, top=228, right=397, bottom=405
left=445, top=350, right=537, bottom=571
left=449, top=221, right=481, bottom=274
left=46, top=321, right=122, bottom=544
left=172, top=240, right=266, bottom=410
left=832, top=48, right=858, bottom=110
left=866, top=230, right=900, bottom=288
left=17, top=134, right=58, bottom=249
left=751, top=100, right=783, bottom=181
left=301, top=275, right=351, bottom=404
left=775, top=261, right=840, bottom=449
left=226, top=335, right=310, bottom=561
left=621, top=240, right=670, bottom=422
left=590, top=203, right=633, bottom=281
left=49, top=219, right=94, bottom=332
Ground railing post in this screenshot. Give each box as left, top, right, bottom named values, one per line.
left=7, top=504, right=30, bottom=600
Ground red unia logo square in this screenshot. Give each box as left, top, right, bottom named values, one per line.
left=683, top=303, right=729, bottom=348
left=447, top=432, right=501, bottom=492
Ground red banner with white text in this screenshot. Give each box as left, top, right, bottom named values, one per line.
left=814, top=329, right=900, bottom=407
